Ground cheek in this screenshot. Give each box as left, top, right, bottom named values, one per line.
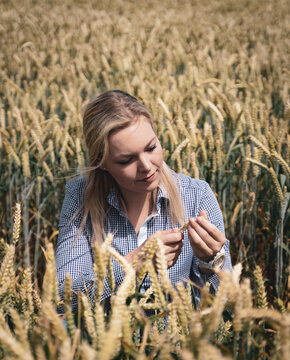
left=110, top=172, right=132, bottom=188
left=156, top=147, right=163, bottom=166
left=116, top=167, right=136, bottom=182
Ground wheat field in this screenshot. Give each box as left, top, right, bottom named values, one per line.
left=0, top=0, right=289, bottom=358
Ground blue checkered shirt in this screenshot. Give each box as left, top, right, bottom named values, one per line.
left=55, top=173, right=232, bottom=311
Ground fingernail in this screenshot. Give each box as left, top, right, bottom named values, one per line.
left=196, top=216, right=203, bottom=223
left=189, top=218, right=196, bottom=225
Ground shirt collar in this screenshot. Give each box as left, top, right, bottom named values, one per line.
left=106, top=187, right=126, bottom=217
left=156, top=185, right=169, bottom=213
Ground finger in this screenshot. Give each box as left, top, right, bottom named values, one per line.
left=150, top=229, right=183, bottom=246
left=195, top=216, right=226, bottom=244
left=164, top=241, right=183, bottom=255
left=161, top=228, right=179, bottom=235
left=175, top=247, right=182, bottom=259
left=172, top=248, right=182, bottom=264
left=187, top=225, right=215, bottom=260
left=150, top=229, right=178, bottom=241
left=189, top=219, right=222, bottom=253
left=199, top=210, right=208, bottom=220
left=161, top=231, right=184, bottom=245
left=167, top=248, right=182, bottom=268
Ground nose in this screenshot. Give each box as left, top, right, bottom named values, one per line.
left=138, top=154, right=151, bottom=172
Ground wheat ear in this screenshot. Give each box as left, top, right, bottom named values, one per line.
left=94, top=302, right=105, bottom=350
left=22, top=151, right=31, bottom=178
left=81, top=294, right=97, bottom=345
left=41, top=301, right=69, bottom=343
left=0, top=245, right=15, bottom=298
left=92, top=241, right=106, bottom=302
left=9, top=308, right=31, bottom=351
left=98, top=267, right=135, bottom=360
left=12, top=203, right=21, bottom=244
left=42, top=242, right=60, bottom=305
left=64, top=273, right=75, bottom=337
left=0, top=326, right=34, bottom=360
left=253, top=266, right=268, bottom=309
left=20, top=267, right=34, bottom=330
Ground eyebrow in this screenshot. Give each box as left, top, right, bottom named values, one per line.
left=114, top=136, right=156, bottom=159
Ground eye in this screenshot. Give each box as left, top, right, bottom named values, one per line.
left=147, top=144, right=156, bottom=152
left=117, top=158, right=132, bottom=165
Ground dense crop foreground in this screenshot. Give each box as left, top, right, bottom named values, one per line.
left=0, top=0, right=289, bottom=358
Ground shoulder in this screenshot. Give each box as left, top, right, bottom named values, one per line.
left=174, top=173, right=217, bottom=217
left=64, top=176, right=86, bottom=202
left=65, top=176, right=86, bottom=191
left=175, top=173, right=210, bottom=195
left=59, top=176, right=86, bottom=220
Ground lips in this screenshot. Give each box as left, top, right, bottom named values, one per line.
left=137, top=171, right=156, bottom=182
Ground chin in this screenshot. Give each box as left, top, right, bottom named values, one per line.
left=145, top=179, right=160, bottom=192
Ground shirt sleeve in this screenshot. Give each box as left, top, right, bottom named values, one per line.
left=190, top=181, right=232, bottom=296
left=55, top=181, right=123, bottom=313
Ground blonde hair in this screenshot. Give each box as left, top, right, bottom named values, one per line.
left=81, top=90, right=185, bottom=243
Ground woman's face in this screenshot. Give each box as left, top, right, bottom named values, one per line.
left=103, top=116, right=163, bottom=201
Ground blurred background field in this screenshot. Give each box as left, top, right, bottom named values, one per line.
left=0, top=0, right=289, bottom=357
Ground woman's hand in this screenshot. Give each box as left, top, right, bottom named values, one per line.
left=125, top=229, right=183, bottom=269
left=187, top=211, right=226, bottom=262
left=154, top=229, right=184, bottom=268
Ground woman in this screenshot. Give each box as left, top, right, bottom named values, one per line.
left=55, top=90, right=232, bottom=311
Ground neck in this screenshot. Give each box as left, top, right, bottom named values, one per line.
left=122, top=191, right=152, bottom=214
left=121, top=192, right=153, bottom=235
